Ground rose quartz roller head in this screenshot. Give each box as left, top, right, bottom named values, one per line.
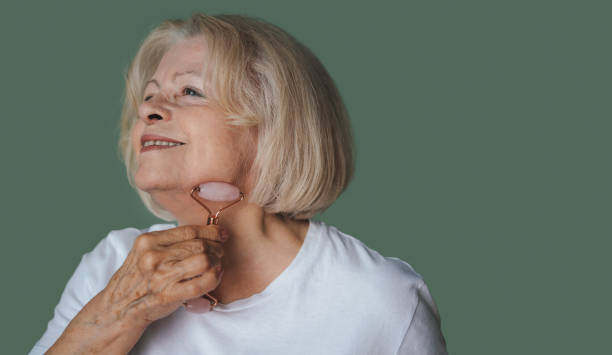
left=190, top=182, right=244, bottom=225
left=182, top=181, right=244, bottom=314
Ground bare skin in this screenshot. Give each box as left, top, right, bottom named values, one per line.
left=46, top=225, right=226, bottom=354
left=45, top=36, right=310, bottom=354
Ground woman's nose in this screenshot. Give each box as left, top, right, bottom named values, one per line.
left=138, top=96, right=172, bottom=125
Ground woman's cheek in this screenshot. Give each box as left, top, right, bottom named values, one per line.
left=131, top=121, right=144, bottom=155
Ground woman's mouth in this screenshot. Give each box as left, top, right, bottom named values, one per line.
left=141, top=140, right=185, bottom=152
left=140, top=134, right=186, bottom=152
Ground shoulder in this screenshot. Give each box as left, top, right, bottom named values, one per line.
left=28, top=223, right=177, bottom=354
left=310, top=221, right=439, bottom=320
left=306, top=221, right=446, bottom=351
left=313, top=220, right=425, bottom=290
left=82, top=223, right=176, bottom=294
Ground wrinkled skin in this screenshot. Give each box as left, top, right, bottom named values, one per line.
left=104, top=225, right=225, bottom=326
left=47, top=225, right=226, bottom=354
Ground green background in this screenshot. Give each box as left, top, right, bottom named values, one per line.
left=2, top=1, right=610, bottom=354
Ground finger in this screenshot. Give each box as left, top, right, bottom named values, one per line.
left=168, top=238, right=224, bottom=260
left=164, top=239, right=207, bottom=262
left=158, top=239, right=223, bottom=271
left=173, top=253, right=221, bottom=283
left=147, top=251, right=219, bottom=295
left=145, top=225, right=224, bottom=247
left=168, top=266, right=223, bottom=302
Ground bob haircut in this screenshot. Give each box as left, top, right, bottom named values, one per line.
left=118, top=13, right=355, bottom=220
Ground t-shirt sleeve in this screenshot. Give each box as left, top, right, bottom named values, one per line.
left=396, top=280, right=448, bottom=355
left=28, top=234, right=122, bottom=355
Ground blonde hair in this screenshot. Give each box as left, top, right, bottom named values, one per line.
left=118, top=13, right=355, bottom=221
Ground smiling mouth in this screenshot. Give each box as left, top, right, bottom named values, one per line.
left=141, top=140, right=186, bottom=152
left=143, top=140, right=184, bottom=148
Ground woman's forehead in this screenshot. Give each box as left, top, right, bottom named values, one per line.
left=151, top=37, right=207, bottom=79
left=144, top=69, right=203, bottom=91
left=145, top=44, right=208, bottom=91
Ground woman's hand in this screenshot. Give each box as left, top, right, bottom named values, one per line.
left=46, top=225, right=226, bottom=355
left=104, top=224, right=226, bottom=326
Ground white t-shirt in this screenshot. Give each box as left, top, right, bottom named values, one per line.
left=29, top=220, right=448, bottom=354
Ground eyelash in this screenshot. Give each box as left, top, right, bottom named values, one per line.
left=143, top=87, right=204, bottom=102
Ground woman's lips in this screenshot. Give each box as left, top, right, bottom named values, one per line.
left=140, top=134, right=185, bottom=153
left=140, top=143, right=184, bottom=152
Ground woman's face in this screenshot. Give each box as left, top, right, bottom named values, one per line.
left=131, top=36, right=256, bottom=198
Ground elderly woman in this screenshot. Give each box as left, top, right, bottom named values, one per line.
left=30, top=13, right=447, bottom=355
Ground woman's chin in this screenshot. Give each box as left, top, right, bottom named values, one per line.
left=134, top=174, right=179, bottom=194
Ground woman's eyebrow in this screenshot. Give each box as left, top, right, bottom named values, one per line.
left=144, top=70, right=202, bottom=89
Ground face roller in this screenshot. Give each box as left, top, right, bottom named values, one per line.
left=182, top=182, right=244, bottom=314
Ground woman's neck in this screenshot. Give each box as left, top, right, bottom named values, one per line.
left=172, top=198, right=310, bottom=305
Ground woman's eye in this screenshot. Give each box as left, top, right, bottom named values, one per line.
left=183, top=87, right=204, bottom=98
left=142, top=88, right=204, bottom=102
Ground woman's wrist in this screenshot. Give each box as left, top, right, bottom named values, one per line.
left=47, top=290, right=148, bottom=354
left=47, top=323, right=146, bottom=355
